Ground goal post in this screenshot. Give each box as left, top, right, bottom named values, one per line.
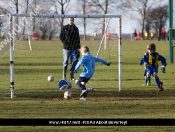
left=9, top=15, right=15, bottom=98
left=8, top=14, right=122, bottom=98
left=169, top=0, right=175, bottom=63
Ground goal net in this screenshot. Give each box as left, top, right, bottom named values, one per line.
left=0, top=14, right=121, bottom=98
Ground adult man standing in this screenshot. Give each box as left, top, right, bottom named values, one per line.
left=60, top=18, right=80, bottom=80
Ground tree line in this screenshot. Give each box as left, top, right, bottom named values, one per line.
left=0, top=0, right=168, bottom=40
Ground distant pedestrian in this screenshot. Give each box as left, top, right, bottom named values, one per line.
left=137, top=31, right=141, bottom=40
left=158, top=29, right=161, bottom=41
left=93, top=31, right=97, bottom=40
left=161, top=29, right=166, bottom=41
left=167, top=30, right=169, bottom=41
left=144, top=31, right=148, bottom=40
left=150, top=32, right=154, bottom=40
left=133, top=29, right=137, bottom=40
left=107, top=30, right=111, bottom=40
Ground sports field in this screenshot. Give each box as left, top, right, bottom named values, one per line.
left=0, top=39, right=175, bottom=131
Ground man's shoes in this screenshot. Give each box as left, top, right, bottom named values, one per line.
left=80, top=97, right=87, bottom=101
left=70, top=74, right=74, bottom=80
left=158, top=82, right=164, bottom=91
left=80, top=90, right=88, bottom=97
left=86, top=88, right=94, bottom=92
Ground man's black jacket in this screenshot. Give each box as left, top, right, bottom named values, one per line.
left=60, top=24, right=80, bottom=50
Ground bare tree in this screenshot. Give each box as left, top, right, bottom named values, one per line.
left=48, top=28, right=56, bottom=40
left=39, top=19, right=48, bottom=40
left=120, top=0, right=164, bottom=38
left=75, top=0, right=92, bottom=40
left=0, top=7, right=10, bottom=32
left=13, top=0, right=19, bottom=40
left=31, top=0, right=37, bottom=32
left=55, top=0, right=70, bottom=29
left=147, top=4, right=168, bottom=39
left=21, top=0, right=29, bottom=40
left=89, top=0, right=122, bottom=36
left=39, top=18, right=57, bottom=40
left=0, top=7, right=10, bottom=14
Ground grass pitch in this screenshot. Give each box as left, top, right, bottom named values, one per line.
left=0, top=39, right=175, bottom=131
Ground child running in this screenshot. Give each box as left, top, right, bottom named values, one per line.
left=141, top=43, right=166, bottom=91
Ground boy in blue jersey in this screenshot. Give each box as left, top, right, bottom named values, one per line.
left=142, top=43, right=166, bottom=91
left=74, top=45, right=111, bottom=100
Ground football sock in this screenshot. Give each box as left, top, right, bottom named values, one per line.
left=76, top=80, right=86, bottom=90
left=147, top=76, right=151, bottom=84
left=144, top=77, right=147, bottom=84
left=155, top=77, right=160, bottom=87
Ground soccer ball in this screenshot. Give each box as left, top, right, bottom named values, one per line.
left=64, top=91, right=72, bottom=99
left=47, top=75, right=54, bottom=81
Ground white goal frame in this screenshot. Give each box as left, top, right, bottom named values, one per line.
left=9, top=14, right=122, bottom=98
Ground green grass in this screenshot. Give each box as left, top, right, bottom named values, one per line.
left=0, top=39, right=175, bottom=131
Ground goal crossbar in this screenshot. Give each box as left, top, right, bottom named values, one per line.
left=8, top=14, right=122, bottom=98
left=10, top=14, right=121, bottom=18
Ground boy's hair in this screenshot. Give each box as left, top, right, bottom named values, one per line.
left=81, top=45, right=90, bottom=52
left=147, top=43, right=156, bottom=51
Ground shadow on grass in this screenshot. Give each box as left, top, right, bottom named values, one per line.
left=3, top=88, right=174, bottom=99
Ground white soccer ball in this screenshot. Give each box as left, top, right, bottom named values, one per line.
left=64, top=91, right=72, bottom=99
left=47, top=75, right=54, bottom=81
